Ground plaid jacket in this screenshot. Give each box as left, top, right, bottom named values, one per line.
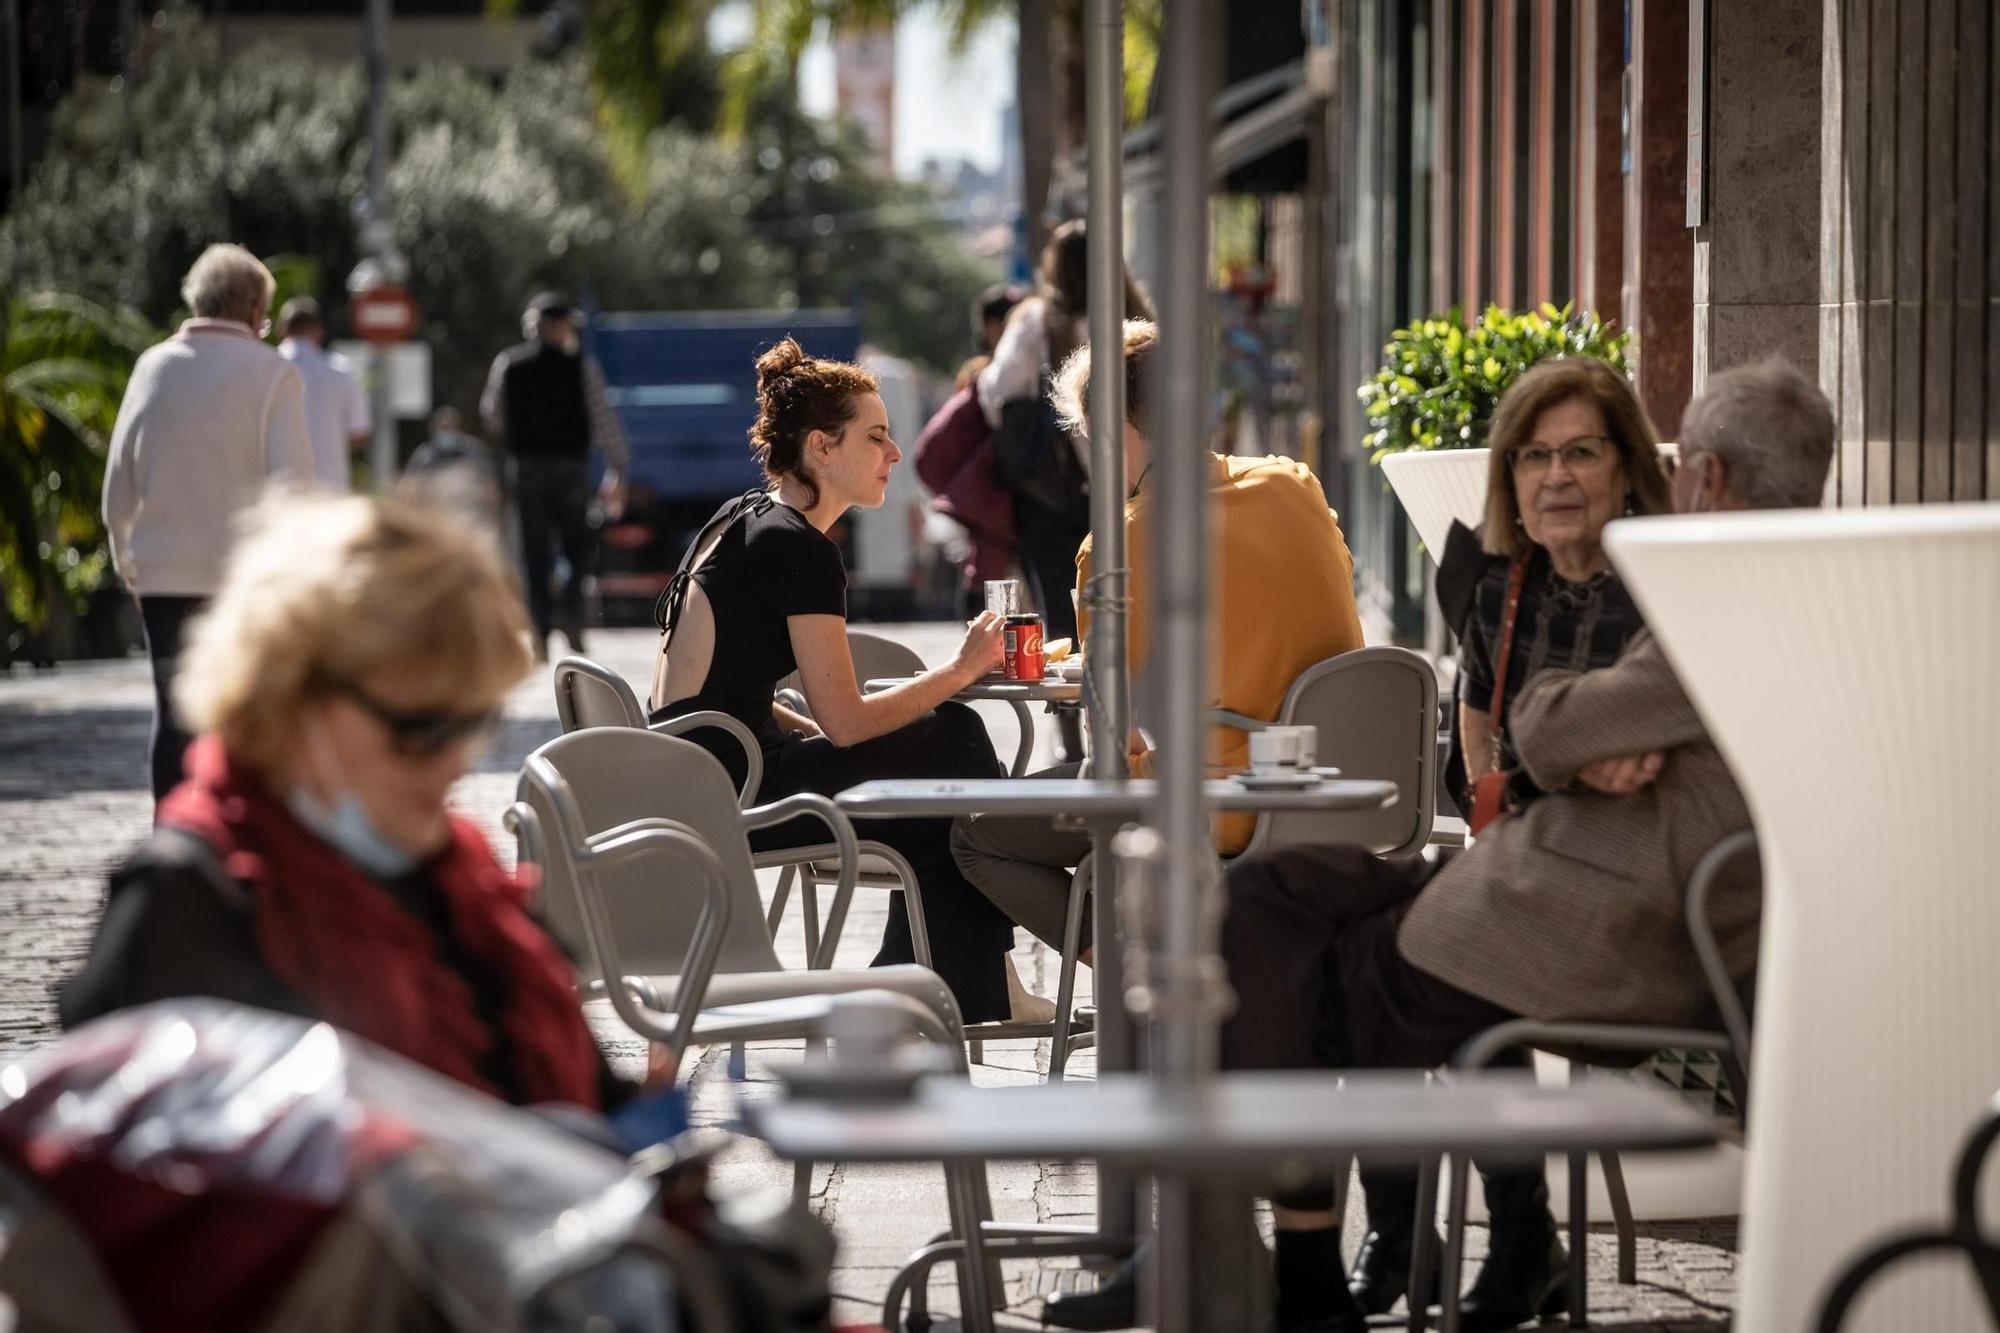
left=1398, top=631, right=1760, bottom=1024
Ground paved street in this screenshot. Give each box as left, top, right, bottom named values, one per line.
left=0, top=626, right=1737, bottom=1329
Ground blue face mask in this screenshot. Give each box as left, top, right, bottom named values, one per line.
left=290, top=714, right=421, bottom=879
left=288, top=783, right=421, bottom=879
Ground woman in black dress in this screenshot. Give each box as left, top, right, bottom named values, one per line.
left=650, top=338, right=1032, bottom=1025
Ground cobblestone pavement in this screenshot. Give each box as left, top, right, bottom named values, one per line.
left=0, top=626, right=1736, bottom=1329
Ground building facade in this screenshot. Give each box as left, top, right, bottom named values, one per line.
left=1326, top=0, right=2000, bottom=632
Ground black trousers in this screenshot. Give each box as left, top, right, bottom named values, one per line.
left=736, top=703, right=1017, bottom=1025
left=1219, top=843, right=1548, bottom=1226
left=514, top=456, right=595, bottom=651
left=139, top=595, right=206, bottom=805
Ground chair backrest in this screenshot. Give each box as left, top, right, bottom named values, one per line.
left=552, top=656, right=647, bottom=732
left=777, top=629, right=928, bottom=706
left=517, top=727, right=783, bottom=983
left=1244, top=645, right=1440, bottom=860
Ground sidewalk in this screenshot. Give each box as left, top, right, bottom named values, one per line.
left=0, top=627, right=1736, bottom=1328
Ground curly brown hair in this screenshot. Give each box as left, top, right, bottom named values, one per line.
left=749, top=337, right=879, bottom=509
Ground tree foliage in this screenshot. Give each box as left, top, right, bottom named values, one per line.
left=1358, top=304, right=1634, bottom=463
left=0, top=9, right=996, bottom=420
left=0, top=294, right=159, bottom=625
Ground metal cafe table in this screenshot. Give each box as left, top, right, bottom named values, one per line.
left=864, top=674, right=1085, bottom=778
left=830, top=774, right=1398, bottom=1327
left=747, top=1071, right=1720, bottom=1333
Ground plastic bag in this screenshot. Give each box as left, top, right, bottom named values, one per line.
left=0, top=1000, right=673, bottom=1333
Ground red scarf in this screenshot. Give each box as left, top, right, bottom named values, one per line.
left=157, top=737, right=603, bottom=1110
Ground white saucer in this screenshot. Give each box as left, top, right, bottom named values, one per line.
left=1232, top=770, right=1323, bottom=790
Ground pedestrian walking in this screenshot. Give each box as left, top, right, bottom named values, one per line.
left=275, top=296, right=370, bottom=491
left=977, top=219, right=1154, bottom=762
left=480, top=292, right=629, bottom=661
left=404, top=406, right=506, bottom=541
left=100, top=243, right=317, bottom=805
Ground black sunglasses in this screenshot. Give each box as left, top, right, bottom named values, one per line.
left=326, top=680, right=501, bottom=757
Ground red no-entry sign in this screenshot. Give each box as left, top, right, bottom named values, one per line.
left=351, top=285, right=417, bottom=343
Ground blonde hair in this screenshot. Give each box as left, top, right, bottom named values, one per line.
left=181, top=244, right=277, bottom=323
left=1481, top=357, right=1672, bottom=557
left=176, top=492, right=533, bottom=775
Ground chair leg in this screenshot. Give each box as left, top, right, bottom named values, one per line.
left=1048, top=867, right=1091, bottom=1082
left=1567, top=1150, right=1589, bottom=1327
left=1439, top=1154, right=1470, bottom=1333
left=1602, top=1150, right=1636, bottom=1285
left=800, top=873, right=822, bottom=967
left=727, top=1043, right=747, bottom=1081
left=766, top=863, right=795, bottom=938
left=1408, top=1156, right=1438, bottom=1333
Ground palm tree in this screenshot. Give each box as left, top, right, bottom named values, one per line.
left=0, top=292, right=157, bottom=633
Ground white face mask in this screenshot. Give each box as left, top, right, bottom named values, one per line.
left=287, top=713, right=420, bottom=879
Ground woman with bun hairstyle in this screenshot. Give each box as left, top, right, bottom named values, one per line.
left=649, top=339, right=1037, bottom=1025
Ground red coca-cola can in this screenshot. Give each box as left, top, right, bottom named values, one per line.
left=1003, top=613, right=1045, bottom=681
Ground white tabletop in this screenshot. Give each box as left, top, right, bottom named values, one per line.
left=866, top=674, right=1084, bottom=704
left=834, top=775, right=1397, bottom=818
left=745, top=1071, right=1718, bottom=1172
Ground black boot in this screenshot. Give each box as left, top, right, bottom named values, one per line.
left=1346, top=1225, right=1445, bottom=1317
left=1455, top=1203, right=1566, bottom=1332
left=1348, top=1169, right=1443, bottom=1317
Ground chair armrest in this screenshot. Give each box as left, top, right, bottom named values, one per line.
left=575, top=816, right=734, bottom=1056
left=776, top=687, right=809, bottom=715
left=1209, top=709, right=1268, bottom=733
left=742, top=794, right=861, bottom=969
left=1685, top=828, right=1758, bottom=1080
left=650, top=709, right=763, bottom=806
left=503, top=801, right=546, bottom=873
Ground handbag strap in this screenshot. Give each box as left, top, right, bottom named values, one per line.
left=1484, top=552, right=1531, bottom=772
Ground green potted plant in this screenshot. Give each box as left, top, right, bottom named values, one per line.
left=1358, top=303, right=1631, bottom=553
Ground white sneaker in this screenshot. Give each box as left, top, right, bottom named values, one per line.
left=1006, top=956, right=1057, bottom=1024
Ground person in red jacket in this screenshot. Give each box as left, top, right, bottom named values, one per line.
left=62, top=491, right=635, bottom=1111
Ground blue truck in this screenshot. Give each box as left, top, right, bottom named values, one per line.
left=587, top=309, right=947, bottom=624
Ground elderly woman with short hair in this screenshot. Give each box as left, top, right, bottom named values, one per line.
left=101, top=243, right=317, bottom=802
left=1200, top=360, right=1833, bottom=1333
left=63, top=491, right=633, bottom=1113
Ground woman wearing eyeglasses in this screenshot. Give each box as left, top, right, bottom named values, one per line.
left=61, top=492, right=627, bottom=1113
left=1339, top=357, right=1673, bottom=1327
left=1437, top=357, right=1674, bottom=813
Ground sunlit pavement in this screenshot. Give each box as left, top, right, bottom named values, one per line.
left=0, top=626, right=1734, bottom=1328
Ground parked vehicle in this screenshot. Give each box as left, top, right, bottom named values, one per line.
left=587, top=311, right=950, bottom=624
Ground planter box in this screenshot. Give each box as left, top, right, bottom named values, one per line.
left=1380, top=444, right=1679, bottom=557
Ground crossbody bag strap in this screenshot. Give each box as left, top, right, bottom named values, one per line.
left=1484, top=552, right=1531, bottom=773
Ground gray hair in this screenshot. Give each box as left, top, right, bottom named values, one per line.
left=1051, top=317, right=1157, bottom=442
left=1679, top=357, right=1834, bottom=508
left=181, top=244, right=276, bottom=323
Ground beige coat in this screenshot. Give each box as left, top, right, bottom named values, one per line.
left=1397, top=631, right=1759, bottom=1024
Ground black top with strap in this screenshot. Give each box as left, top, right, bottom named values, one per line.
left=650, top=491, right=847, bottom=751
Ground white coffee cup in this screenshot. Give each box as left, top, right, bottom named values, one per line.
left=1248, top=724, right=1318, bottom=774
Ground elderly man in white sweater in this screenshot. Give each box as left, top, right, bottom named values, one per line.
left=101, top=243, right=316, bottom=804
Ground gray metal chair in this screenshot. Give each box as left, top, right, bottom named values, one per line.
left=512, top=725, right=1008, bottom=1325
left=1408, top=828, right=1759, bottom=1333
left=553, top=654, right=764, bottom=805
left=1232, top=644, right=1441, bottom=860
left=1043, top=646, right=1442, bottom=1080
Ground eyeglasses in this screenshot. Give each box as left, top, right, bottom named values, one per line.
left=1510, top=436, right=1616, bottom=476
left=327, top=680, right=501, bottom=758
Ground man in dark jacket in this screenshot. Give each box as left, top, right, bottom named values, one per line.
left=481, top=292, right=629, bottom=659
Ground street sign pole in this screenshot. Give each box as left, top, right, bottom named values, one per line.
left=362, top=0, right=398, bottom=488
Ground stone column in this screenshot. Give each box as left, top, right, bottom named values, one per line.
left=1691, top=0, right=1826, bottom=398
